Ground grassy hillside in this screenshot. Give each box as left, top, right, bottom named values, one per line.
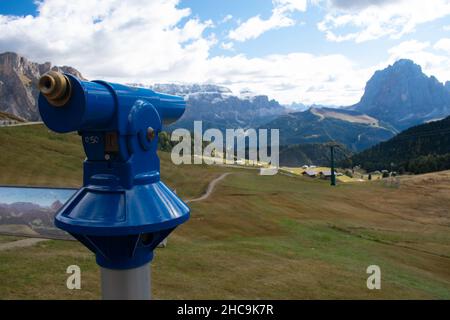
left=0, top=124, right=228, bottom=199
left=0, top=124, right=449, bottom=299
left=346, top=116, right=450, bottom=173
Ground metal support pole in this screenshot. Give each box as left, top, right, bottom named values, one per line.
left=101, top=263, right=151, bottom=300
left=330, top=145, right=336, bottom=186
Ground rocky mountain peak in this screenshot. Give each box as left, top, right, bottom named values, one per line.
left=391, top=59, right=422, bottom=73
left=0, top=52, right=43, bottom=82
left=353, top=59, right=450, bottom=130
left=50, top=200, right=64, bottom=211
left=0, top=51, right=85, bottom=120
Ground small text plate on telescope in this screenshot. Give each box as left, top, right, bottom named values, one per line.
left=104, top=131, right=119, bottom=153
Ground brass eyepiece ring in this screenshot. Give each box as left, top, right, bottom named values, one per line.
left=38, top=71, right=72, bottom=107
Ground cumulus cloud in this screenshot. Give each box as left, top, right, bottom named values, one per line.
left=328, top=0, right=399, bottom=10
left=0, top=0, right=214, bottom=80
left=228, top=0, right=307, bottom=42
left=0, top=0, right=373, bottom=105
left=275, top=0, right=308, bottom=12
left=434, top=38, right=450, bottom=53
left=318, top=0, right=450, bottom=42
left=228, top=12, right=294, bottom=42
left=388, top=40, right=431, bottom=55
left=206, top=53, right=373, bottom=105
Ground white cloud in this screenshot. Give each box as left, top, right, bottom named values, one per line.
left=388, top=40, right=431, bottom=55
left=274, top=0, right=308, bottom=12
left=386, top=39, right=450, bottom=82
left=0, top=0, right=376, bottom=106
left=206, top=53, right=372, bottom=105
left=0, top=0, right=215, bottom=80
left=221, top=14, right=233, bottom=24
left=220, top=42, right=234, bottom=51
left=327, top=0, right=400, bottom=10
left=228, top=12, right=294, bottom=42
left=434, top=38, right=450, bottom=53
left=318, top=0, right=450, bottom=43
left=228, top=0, right=307, bottom=42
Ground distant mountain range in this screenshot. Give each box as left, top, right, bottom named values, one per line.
left=262, top=107, right=397, bottom=152
left=1, top=52, right=449, bottom=159
left=0, top=199, right=68, bottom=239
left=136, top=83, right=287, bottom=131
left=345, top=116, right=450, bottom=173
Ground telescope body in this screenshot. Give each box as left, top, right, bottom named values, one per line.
left=38, top=72, right=190, bottom=270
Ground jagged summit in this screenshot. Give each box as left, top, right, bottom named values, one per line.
left=391, top=58, right=422, bottom=71
left=0, top=52, right=85, bottom=120
left=353, top=59, right=450, bottom=130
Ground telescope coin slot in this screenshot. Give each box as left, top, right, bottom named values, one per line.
left=105, top=132, right=119, bottom=153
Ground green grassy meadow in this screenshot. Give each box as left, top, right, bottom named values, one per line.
left=0, top=124, right=449, bottom=299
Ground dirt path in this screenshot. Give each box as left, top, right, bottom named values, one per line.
left=186, top=173, right=231, bottom=203
left=0, top=238, right=49, bottom=251
left=0, top=121, right=43, bottom=128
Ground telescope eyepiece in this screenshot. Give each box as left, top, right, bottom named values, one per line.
left=38, top=71, right=72, bottom=107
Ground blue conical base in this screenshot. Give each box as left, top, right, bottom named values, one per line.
left=55, top=181, right=189, bottom=269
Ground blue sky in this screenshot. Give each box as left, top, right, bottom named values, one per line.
left=0, top=0, right=449, bottom=105
left=0, top=0, right=37, bottom=16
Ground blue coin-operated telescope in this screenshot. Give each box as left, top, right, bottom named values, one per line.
left=38, top=71, right=190, bottom=299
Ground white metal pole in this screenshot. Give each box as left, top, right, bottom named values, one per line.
left=100, top=263, right=151, bottom=300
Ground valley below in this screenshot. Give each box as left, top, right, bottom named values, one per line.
left=0, top=124, right=449, bottom=299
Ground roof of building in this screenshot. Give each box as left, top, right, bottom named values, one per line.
left=303, top=170, right=317, bottom=176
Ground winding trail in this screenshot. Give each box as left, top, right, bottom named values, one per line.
left=185, top=172, right=231, bottom=203
left=0, top=238, right=49, bottom=251
left=0, top=121, right=43, bottom=128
